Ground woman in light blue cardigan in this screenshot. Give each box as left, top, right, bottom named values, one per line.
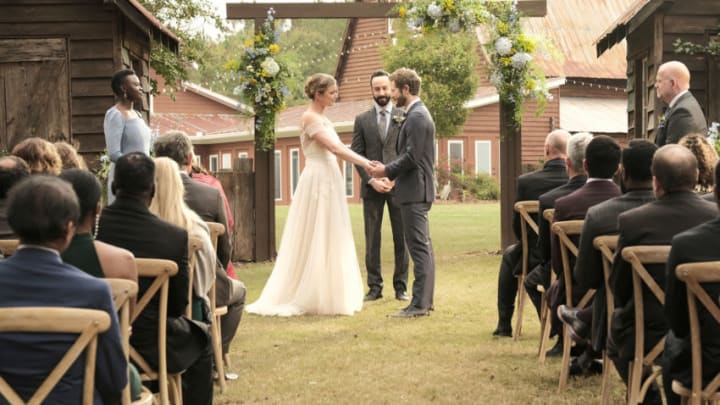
left=103, top=69, right=151, bottom=203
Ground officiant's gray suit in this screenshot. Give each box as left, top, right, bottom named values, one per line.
left=385, top=100, right=436, bottom=311
left=352, top=104, right=409, bottom=296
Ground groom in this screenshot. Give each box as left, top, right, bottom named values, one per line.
left=368, top=67, right=436, bottom=318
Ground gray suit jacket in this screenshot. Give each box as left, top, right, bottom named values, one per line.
left=181, top=173, right=231, bottom=267
left=655, top=91, right=707, bottom=146
left=385, top=100, right=436, bottom=204
left=351, top=105, right=403, bottom=199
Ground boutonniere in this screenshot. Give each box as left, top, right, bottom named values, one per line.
left=392, top=113, right=406, bottom=124
left=658, top=113, right=666, bottom=129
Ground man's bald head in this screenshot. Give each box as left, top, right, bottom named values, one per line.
left=545, top=129, right=570, bottom=159
left=652, top=144, right=698, bottom=194
left=656, top=61, right=691, bottom=103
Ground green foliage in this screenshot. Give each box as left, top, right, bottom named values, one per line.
left=674, top=25, right=720, bottom=57
left=398, top=0, right=489, bottom=33
left=382, top=26, right=478, bottom=137
left=436, top=158, right=499, bottom=201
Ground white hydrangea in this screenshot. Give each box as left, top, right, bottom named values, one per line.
left=260, top=57, right=280, bottom=77
left=511, top=52, right=532, bottom=69
left=427, top=3, right=443, bottom=19
left=489, top=71, right=503, bottom=88
left=494, top=37, right=513, bottom=56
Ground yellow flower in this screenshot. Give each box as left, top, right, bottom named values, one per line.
left=223, top=59, right=239, bottom=71
left=497, top=21, right=509, bottom=36
left=398, top=6, right=406, bottom=17
left=500, top=57, right=512, bottom=67
left=268, top=44, right=280, bottom=54
left=244, top=39, right=253, bottom=48
left=442, top=0, right=455, bottom=11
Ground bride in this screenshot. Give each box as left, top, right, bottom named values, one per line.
left=247, top=73, right=373, bottom=316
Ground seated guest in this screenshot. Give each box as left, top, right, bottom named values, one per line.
left=608, top=144, right=717, bottom=404
left=0, top=156, right=30, bottom=239
left=662, top=161, right=720, bottom=405
left=678, top=133, right=717, bottom=194
left=11, top=137, right=62, bottom=175
left=560, top=140, right=657, bottom=372
left=150, top=157, right=216, bottom=322
left=154, top=130, right=245, bottom=363
left=525, top=132, right=593, bottom=356
left=0, top=176, right=127, bottom=404
left=55, top=141, right=88, bottom=170
left=493, top=129, right=570, bottom=337
left=95, top=152, right=213, bottom=405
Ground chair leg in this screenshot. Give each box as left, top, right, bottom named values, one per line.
left=169, top=374, right=183, bottom=405
left=600, top=350, right=612, bottom=405
left=514, top=276, right=526, bottom=340
left=558, top=324, right=572, bottom=391
left=627, top=360, right=640, bottom=405
left=538, top=291, right=551, bottom=363
left=212, top=315, right=227, bottom=393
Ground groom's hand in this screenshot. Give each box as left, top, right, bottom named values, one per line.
left=368, top=161, right=387, bottom=178
left=370, top=177, right=393, bottom=193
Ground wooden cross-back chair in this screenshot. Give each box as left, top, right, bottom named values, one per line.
left=552, top=219, right=595, bottom=391
left=672, top=262, right=720, bottom=405
left=0, top=307, right=111, bottom=405
left=206, top=221, right=228, bottom=392
left=537, top=208, right=557, bottom=363
left=593, top=235, right=620, bottom=405
left=130, top=258, right=181, bottom=405
left=186, top=236, right=204, bottom=319
left=513, top=200, right=540, bottom=340
left=620, top=245, right=671, bottom=405
left=0, top=239, right=19, bottom=257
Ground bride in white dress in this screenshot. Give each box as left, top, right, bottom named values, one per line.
left=247, top=73, right=373, bottom=316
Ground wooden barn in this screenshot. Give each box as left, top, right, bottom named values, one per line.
left=0, top=0, right=177, bottom=159
left=596, top=0, right=720, bottom=141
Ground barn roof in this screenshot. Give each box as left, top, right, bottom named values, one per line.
left=106, top=0, right=179, bottom=51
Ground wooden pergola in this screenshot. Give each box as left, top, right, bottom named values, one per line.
left=227, top=0, right=548, bottom=260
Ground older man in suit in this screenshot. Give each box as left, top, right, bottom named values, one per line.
left=661, top=161, right=720, bottom=404
left=654, top=60, right=707, bottom=146
left=0, top=176, right=127, bottom=404
left=368, top=67, right=436, bottom=318
left=154, top=130, right=245, bottom=361
left=352, top=70, right=410, bottom=302
left=562, top=140, right=657, bottom=354
left=96, top=152, right=213, bottom=405
left=608, top=145, right=717, bottom=404
left=492, top=129, right=569, bottom=336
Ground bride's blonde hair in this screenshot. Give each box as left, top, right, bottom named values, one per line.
left=149, top=157, right=201, bottom=234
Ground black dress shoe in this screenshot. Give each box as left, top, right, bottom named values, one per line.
left=546, top=339, right=563, bottom=357
left=364, top=290, right=382, bottom=301
left=389, top=306, right=429, bottom=318
left=492, top=326, right=512, bottom=337
left=556, top=305, right=589, bottom=342
left=395, top=291, right=410, bottom=301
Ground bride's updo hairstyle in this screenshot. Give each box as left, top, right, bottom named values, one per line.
left=304, top=73, right=336, bottom=100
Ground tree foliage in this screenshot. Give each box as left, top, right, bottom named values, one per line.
left=382, top=26, right=479, bottom=137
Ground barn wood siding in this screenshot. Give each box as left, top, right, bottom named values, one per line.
left=337, top=18, right=388, bottom=101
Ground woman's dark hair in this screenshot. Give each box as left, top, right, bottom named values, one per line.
left=59, top=169, right=102, bottom=219
left=111, top=69, right=136, bottom=97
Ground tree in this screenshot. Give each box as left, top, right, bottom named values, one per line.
left=382, top=26, right=479, bottom=137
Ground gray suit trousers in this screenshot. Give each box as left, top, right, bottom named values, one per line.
left=401, top=202, right=435, bottom=310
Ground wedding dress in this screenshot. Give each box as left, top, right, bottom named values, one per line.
left=246, top=119, right=364, bottom=316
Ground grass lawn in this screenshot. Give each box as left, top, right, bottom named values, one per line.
left=217, top=202, right=626, bottom=404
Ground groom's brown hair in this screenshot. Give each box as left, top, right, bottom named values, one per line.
left=390, top=68, right=421, bottom=96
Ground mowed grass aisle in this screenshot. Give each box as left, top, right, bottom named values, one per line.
left=217, top=203, right=625, bottom=404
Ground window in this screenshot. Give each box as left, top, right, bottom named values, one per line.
left=448, top=140, right=464, bottom=174
left=274, top=150, right=282, bottom=200
left=221, top=153, right=232, bottom=170
left=290, top=148, right=300, bottom=196
left=209, top=154, right=218, bottom=172
left=475, top=141, right=491, bottom=174
left=238, top=151, right=249, bottom=159
left=194, top=155, right=202, bottom=166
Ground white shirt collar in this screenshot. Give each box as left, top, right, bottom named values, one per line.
left=405, top=98, right=421, bottom=112
left=586, top=178, right=615, bottom=183
left=375, top=102, right=392, bottom=115
left=669, top=90, right=689, bottom=109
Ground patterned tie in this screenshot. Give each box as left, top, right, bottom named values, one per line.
left=378, top=110, right=388, bottom=141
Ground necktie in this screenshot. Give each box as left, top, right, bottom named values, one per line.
left=378, top=110, right=388, bottom=141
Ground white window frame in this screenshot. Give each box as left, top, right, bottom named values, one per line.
left=194, top=155, right=202, bottom=166
left=274, top=150, right=282, bottom=201
left=238, top=151, right=249, bottom=159
left=209, top=154, right=218, bottom=173
left=221, top=152, right=232, bottom=170
left=448, top=140, right=464, bottom=174
left=475, top=140, right=492, bottom=174
left=290, top=148, right=300, bottom=197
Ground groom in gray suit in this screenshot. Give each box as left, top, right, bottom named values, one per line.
left=352, top=70, right=410, bottom=302
left=369, top=68, right=436, bottom=318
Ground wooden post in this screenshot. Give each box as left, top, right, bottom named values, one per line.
left=218, top=158, right=255, bottom=261
left=500, top=100, right=521, bottom=249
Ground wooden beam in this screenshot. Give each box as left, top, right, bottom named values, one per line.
left=227, top=1, right=547, bottom=20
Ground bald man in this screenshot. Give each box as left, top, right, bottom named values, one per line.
left=654, top=60, right=707, bottom=146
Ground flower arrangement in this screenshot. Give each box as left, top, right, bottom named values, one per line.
left=399, top=0, right=488, bottom=33
left=484, top=1, right=550, bottom=124
left=225, top=8, right=289, bottom=151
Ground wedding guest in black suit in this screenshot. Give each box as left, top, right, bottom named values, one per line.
left=564, top=140, right=657, bottom=355
left=492, top=129, right=569, bottom=336
left=662, top=161, right=720, bottom=405
left=368, top=68, right=436, bottom=318
left=351, top=70, right=409, bottom=302
left=608, top=144, right=717, bottom=404
left=654, top=61, right=707, bottom=146
left=96, top=152, right=213, bottom=405
left=524, top=132, right=593, bottom=355
left=0, top=156, right=29, bottom=239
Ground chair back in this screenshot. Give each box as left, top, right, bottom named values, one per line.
left=130, top=258, right=179, bottom=405
left=205, top=222, right=226, bottom=253
left=0, top=307, right=111, bottom=405
left=512, top=200, right=540, bottom=340
left=593, top=234, right=619, bottom=405
left=0, top=239, right=19, bottom=257
left=543, top=208, right=555, bottom=223
left=204, top=221, right=228, bottom=392
left=105, top=278, right=139, bottom=405
left=186, top=236, right=204, bottom=318
left=620, top=245, right=671, bottom=404
left=674, top=262, right=720, bottom=404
